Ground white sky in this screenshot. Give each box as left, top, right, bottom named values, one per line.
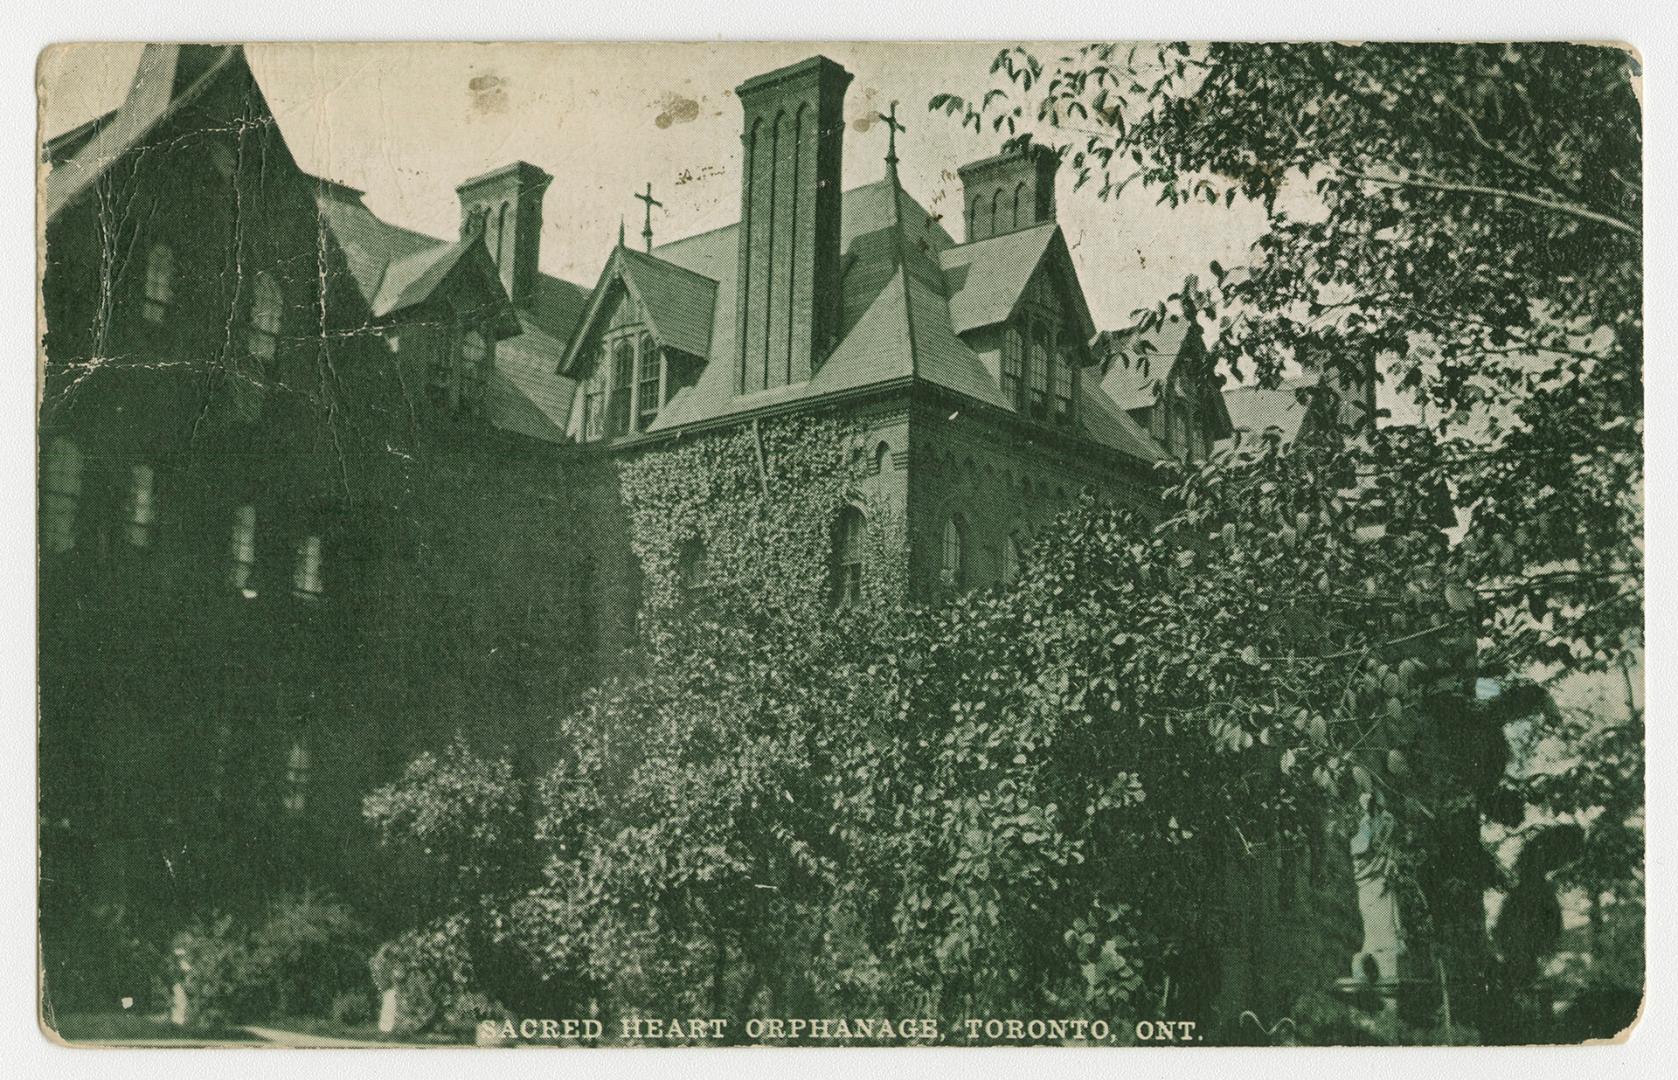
left=38, top=42, right=1274, bottom=331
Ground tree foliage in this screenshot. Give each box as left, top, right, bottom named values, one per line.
left=931, top=41, right=1643, bottom=1038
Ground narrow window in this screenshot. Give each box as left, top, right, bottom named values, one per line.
left=247, top=271, right=282, bottom=372
left=833, top=507, right=866, bottom=607
left=1028, top=334, right=1050, bottom=419
left=460, top=328, right=488, bottom=408
left=1002, top=532, right=1025, bottom=585
left=42, top=437, right=83, bottom=554
left=583, top=359, right=606, bottom=441
left=1001, top=326, right=1024, bottom=409
left=1012, top=182, right=1026, bottom=229
left=940, top=513, right=966, bottom=589
left=608, top=338, right=633, bottom=436
left=124, top=464, right=155, bottom=548
left=874, top=441, right=892, bottom=475
left=1054, top=346, right=1075, bottom=424
left=292, top=534, right=323, bottom=600
left=636, top=333, right=659, bottom=431
left=282, top=736, right=311, bottom=815
left=229, top=504, right=257, bottom=597
left=679, top=537, right=710, bottom=603
left=143, top=243, right=173, bottom=324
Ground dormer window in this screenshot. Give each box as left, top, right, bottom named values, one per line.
left=1001, top=327, right=1024, bottom=409
left=1054, top=346, right=1076, bottom=425
left=636, top=333, right=659, bottom=431
left=608, top=339, right=633, bottom=436
left=1027, top=334, right=1050, bottom=420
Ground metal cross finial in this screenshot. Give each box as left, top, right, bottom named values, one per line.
left=635, top=182, right=663, bottom=252
left=881, top=101, right=906, bottom=169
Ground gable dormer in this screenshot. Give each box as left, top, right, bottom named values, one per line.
left=1097, top=315, right=1232, bottom=463
left=561, top=246, right=718, bottom=441
left=940, top=224, right=1096, bottom=429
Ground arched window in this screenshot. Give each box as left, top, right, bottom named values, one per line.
left=1012, top=182, right=1026, bottom=229
left=124, top=464, right=156, bottom=548
left=41, top=437, right=82, bottom=554
left=293, top=534, right=323, bottom=600
left=608, top=338, right=634, bottom=436
left=1002, top=532, right=1025, bottom=585
left=636, top=333, right=660, bottom=431
left=247, top=271, right=282, bottom=369
left=1001, top=325, right=1024, bottom=408
left=1054, top=345, right=1076, bottom=424
left=679, top=537, right=711, bottom=602
left=460, top=328, right=488, bottom=406
left=940, top=513, right=966, bottom=589
left=1027, top=332, right=1050, bottom=419
left=968, top=197, right=980, bottom=240
left=833, top=507, right=866, bottom=607
left=143, top=242, right=173, bottom=323
left=874, top=441, right=892, bottom=474
left=229, top=504, right=257, bottom=597
left=989, top=189, right=1003, bottom=237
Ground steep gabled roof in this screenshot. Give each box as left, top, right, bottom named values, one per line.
left=615, top=176, right=1163, bottom=465
left=938, top=223, right=1095, bottom=343
left=373, top=236, right=494, bottom=320
left=1097, top=317, right=1196, bottom=410
left=560, top=246, right=719, bottom=373
left=1221, top=377, right=1315, bottom=447
left=45, top=44, right=242, bottom=222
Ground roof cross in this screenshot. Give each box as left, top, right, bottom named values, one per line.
left=880, top=101, right=906, bottom=169
left=635, top=182, right=663, bottom=252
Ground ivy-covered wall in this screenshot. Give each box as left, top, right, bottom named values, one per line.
left=562, top=405, right=911, bottom=653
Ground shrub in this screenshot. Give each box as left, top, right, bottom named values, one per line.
left=172, top=916, right=269, bottom=1028
left=173, top=892, right=371, bottom=1027
left=254, top=892, right=371, bottom=1019
left=330, top=988, right=376, bottom=1028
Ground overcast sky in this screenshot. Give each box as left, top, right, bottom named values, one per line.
left=40, top=42, right=1276, bottom=332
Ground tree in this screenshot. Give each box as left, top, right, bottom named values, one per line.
left=933, top=41, right=1643, bottom=1039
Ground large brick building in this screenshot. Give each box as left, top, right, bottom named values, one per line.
left=41, top=46, right=1353, bottom=1020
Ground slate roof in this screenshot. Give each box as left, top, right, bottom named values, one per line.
left=938, top=223, right=1093, bottom=341
left=316, top=188, right=587, bottom=440
left=47, top=43, right=591, bottom=444
left=623, top=177, right=1164, bottom=464
left=45, top=44, right=242, bottom=222
left=1097, top=317, right=1195, bottom=410
left=1221, top=377, right=1314, bottom=447
left=561, top=246, right=720, bottom=373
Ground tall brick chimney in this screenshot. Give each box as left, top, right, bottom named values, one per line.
left=733, top=56, right=853, bottom=393
left=456, top=161, right=553, bottom=308
left=959, top=144, right=1059, bottom=243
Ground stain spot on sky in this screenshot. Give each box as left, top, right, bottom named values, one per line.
left=654, top=93, right=701, bottom=129
left=469, top=74, right=508, bottom=114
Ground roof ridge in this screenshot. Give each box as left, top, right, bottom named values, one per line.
left=884, top=163, right=921, bottom=378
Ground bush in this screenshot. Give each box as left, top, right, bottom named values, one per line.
left=255, top=892, right=372, bottom=1018
left=172, top=916, right=269, bottom=1028
left=369, top=917, right=480, bottom=1034
left=330, top=988, right=376, bottom=1028
left=173, top=892, right=372, bottom=1027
